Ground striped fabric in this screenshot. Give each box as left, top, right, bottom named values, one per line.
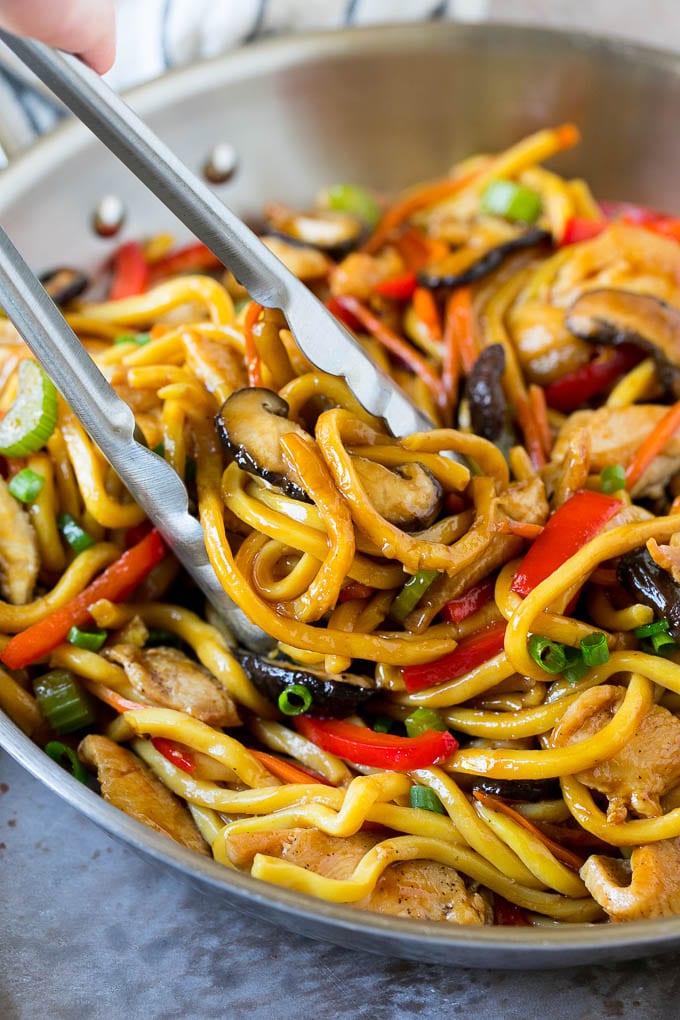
left=0, top=0, right=490, bottom=150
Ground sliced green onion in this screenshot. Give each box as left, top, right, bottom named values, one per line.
left=371, top=716, right=395, bottom=734
left=404, top=706, right=447, bottom=738
left=44, top=740, right=89, bottom=784
left=600, top=464, right=626, bottom=494
left=649, top=631, right=678, bottom=654
left=323, top=183, right=381, bottom=228
left=277, top=684, right=313, bottom=716
left=580, top=632, right=610, bottom=667
left=561, top=648, right=590, bottom=684
left=8, top=467, right=45, bottom=504
left=58, top=512, right=95, bottom=553
left=33, top=669, right=95, bottom=734
left=528, top=634, right=569, bottom=674
left=409, top=785, right=446, bottom=814
left=634, top=619, right=670, bottom=639
left=0, top=360, right=58, bottom=456
left=67, top=625, right=108, bottom=651
left=145, top=628, right=184, bottom=649
left=480, top=179, right=542, bottom=224
left=391, top=570, right=439, bottom=623
left=114, top=331, right=151, bottom=346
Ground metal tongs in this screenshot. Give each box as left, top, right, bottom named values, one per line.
left=0, top=34, right=434, bottom=649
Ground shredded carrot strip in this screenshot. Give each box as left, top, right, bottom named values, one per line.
left=495, top=520, right=545, bottom=540
left=336, top=296, right=445, bottom=409
left=516, top=396, right=547, bottom=470
left=363, top=171, right=478, bottom=254
left=444, top=286, right=477, bottom=377
left=251, top=749, right=333, bottom=786
left=82, top=679, right=145, bottom=714
left=413, top=287, right=443, bottom=341
left=625, top=400, right=680, bottom=490
left=394, top=229, right=449, bottom=272
left=244, top=301, right=264, bottom=387
left=528, top=384, right=552, bottom=460
left=473, top=790, right=585, bottom=871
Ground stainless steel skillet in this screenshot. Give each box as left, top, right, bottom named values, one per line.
left=3, top=21, right=680, bottom=967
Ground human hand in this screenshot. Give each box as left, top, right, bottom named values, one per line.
left=0, top=0, right=116, bottom=73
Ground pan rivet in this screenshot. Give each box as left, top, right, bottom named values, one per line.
left=203, top=143, right=238, bottom=184
left=92, top=195, right=126, bottom=237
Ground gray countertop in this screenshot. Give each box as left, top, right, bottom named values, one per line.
left=0, top=749, right=676, bottom=1019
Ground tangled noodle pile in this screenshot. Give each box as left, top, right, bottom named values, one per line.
left=4, top=123, right=680, bottom=926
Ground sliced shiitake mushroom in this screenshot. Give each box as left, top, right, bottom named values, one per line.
left=39, top=267, right=89, bottom=306
left=472, top=777, right=562, bottom=803
left=465, top=343, right=507, bottom=442
left=353, top=458, right=443, bottom=531
left=617, top=546, right=680, bottom=641
left=417, top=227, right=550, bottom=289
left=234, top=648, right=375, bottom=717
left=566, top=289, right=680, bottom=397
left=214, top=388, right=312, bottom=501
left=264, top=201, right=364, bottom=258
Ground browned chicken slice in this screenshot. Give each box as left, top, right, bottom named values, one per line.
left=581, top=838, right=680, bottom=922
left=78, top=734, right=209, bottom=855
left=552, top=405, right=680, bottom=497
left=551, top=684, right=680, bottom=822
left=224, top=828, right=489, bottom=925
left=105, top=644, right=240, bottom=727
left=0, top=475, right=39, bottom=605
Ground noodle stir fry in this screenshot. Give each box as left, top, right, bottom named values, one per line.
left=4, top=123, right=680, bottom=926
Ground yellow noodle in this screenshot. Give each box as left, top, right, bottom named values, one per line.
left=473, top=801, right=588, bottom=897
left=446, top=673, right=653, bottom=778
left=59, top=407, right=145, bottom=528
left=25, top=453, right=66, bottom=574
left=122, top=708, right=279, bottom=788
left=250, top=835, right=602, bottom=921
left=0, top=543, right=119, bottom=632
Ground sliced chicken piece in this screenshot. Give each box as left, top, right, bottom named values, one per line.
left=552, top=405, right=680, bottom=498
left=105, top=644, right=240, bottom=727
left=330, top=248, right=404, bottom=300
left=78, top=734, right=209, bottom=855
left=0, top=475, right=39, bottom=604
left=581, top=837, right=680, bottom=922
left=224, top=827, right=489, bottom=925
left=551, top=684, right=680, bottom=822
left=183, top=332, right=248, bottom=395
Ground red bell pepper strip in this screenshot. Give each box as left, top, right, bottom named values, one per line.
left=151, top=737, right=196, bottom=774
left=337, top=581, right=375, bottom=603
left=493, top=896, right=531, bottom=927
left=1, top=530, right=166, bottom=670
left=560, top=218, right=607, bottom=246
left=373, top=272, right=418, bottom=301
left=109, top=241, right=150, bottom=300
left=625, top=399, right=680, bottom=490
left=148, top=241, right=222, bottom=282
left=510, top=490, right=621, bottom=599
left=402, top=620, right=507, bottom=694
left=294, top=715, right=457, bottom=771
left=543, top=344, right=643, bottom=413
left=442, top=577, right=495, bottom=624
left=325, top=296, right=363, bottom=333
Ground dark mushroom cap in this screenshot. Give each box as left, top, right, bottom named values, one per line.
left=617, top=546, right=680, bottom=641
left=214, top=387, right=312, bottom=501
left=566, top=288, right=680, bottom=398
left=264, top=201, right=364, bottom=259
left=234, top=648, right=375, bottom=716
left=353, top=458, right=444, bottom=531
left=39, top=267, right=90, bottom=306
left=465, top=343, right=507, bottom=442
left=417, top=227, right=550, bottom=289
